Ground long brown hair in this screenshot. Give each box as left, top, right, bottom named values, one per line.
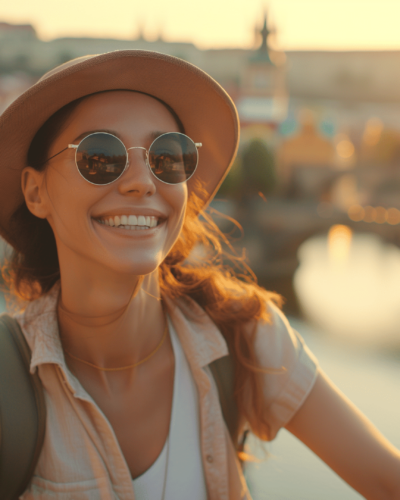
left=160, top=187, right=282, bottom=442
left=2, top=93, right=282, bottom=444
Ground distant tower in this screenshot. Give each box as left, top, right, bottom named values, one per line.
left=259, top=11, right=272, bottom=53
left=244, top=11, right=282, bottom=93
left=236, top=11, right=287, bottom=127
left=135, top=19, right=145, bottom=41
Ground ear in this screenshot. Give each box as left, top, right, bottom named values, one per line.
left=21, top=167, right=48, bottom=219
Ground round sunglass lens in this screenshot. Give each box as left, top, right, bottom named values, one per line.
left=76, top=133, right=127, bottom=185
left=148, top=133, right=198, bottom=184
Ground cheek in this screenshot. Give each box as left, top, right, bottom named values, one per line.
left=167, top=184, right=188, bottom=223
left=43, top=162, right=74, bottom=204
left=42, top=164, right=95, bottom=234
left=161, top=184, right=187, bottom=248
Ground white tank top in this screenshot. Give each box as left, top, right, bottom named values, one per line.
left=132, top=318, right=208, bottom=500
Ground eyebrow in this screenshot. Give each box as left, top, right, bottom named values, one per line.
left=72, top=129, right=170, bottom=144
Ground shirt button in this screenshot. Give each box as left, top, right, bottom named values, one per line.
left=206, top=454, right=213, bottom=463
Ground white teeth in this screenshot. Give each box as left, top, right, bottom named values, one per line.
left=128, top=215, right=138, bottom=225
left=98, top=215, right=159, bottom=228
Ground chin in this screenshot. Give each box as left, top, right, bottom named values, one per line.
left=110, top=258, right=162, bottom=277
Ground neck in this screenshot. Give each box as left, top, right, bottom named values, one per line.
left=57, top=261, right=165, bottom=370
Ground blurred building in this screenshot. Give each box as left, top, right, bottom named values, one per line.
left=3, top=18, right=400, bottom=101
left=2, top=15, right=400, bottom=137
left=277, top=111, right=336, bottom=196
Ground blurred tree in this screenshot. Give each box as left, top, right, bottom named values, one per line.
left=241, top=139, right=276, bottom=197
left=216, top=139, right=276, bottom=200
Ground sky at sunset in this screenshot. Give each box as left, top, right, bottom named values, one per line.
left=1, top=0, right=399, bottom=50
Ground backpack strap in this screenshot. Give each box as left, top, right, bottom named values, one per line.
left=209, top=354, right=248, bottom=460
left=209, top=355, right=238, bottom=441
left=0, top=313, right=46, bottom=500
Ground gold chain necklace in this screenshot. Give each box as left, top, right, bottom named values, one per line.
left=64, top=322, right=168, bottom=372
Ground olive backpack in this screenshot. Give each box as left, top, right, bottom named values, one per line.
left=0, top=313, right=245, bottom=500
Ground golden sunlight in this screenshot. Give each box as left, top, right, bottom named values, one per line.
left=328, top=224, right=353, bottom=266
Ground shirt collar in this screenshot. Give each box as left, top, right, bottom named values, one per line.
left=16, top=282, right=66, bottom=374
left=163, top=295, right=228, bottom=368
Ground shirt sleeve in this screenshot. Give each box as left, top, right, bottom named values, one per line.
left=254, top=301, right=319, bottom=440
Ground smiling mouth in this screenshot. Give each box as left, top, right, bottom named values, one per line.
left=95, top=215, right=161, bottom=230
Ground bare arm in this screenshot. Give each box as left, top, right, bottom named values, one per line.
left=285, top=368, right=400, bottom=500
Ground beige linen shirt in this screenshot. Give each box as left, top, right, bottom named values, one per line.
left=15, top=285, right=318, bottom=500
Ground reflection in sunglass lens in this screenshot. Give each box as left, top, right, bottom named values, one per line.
left=76, top=133, right=127, bottom=185
left=148, top=133, right=198, bottom=184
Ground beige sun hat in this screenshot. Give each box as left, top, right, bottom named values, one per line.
left=0, top=50, right=239, bottom=249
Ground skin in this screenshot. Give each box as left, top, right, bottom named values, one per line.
left=22, top=90, right=185, bottom=478
left=21, top=90, right=400, bottom=497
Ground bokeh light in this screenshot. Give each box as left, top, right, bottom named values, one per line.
left=336, top=139, right=355, bottom=159
left=363, top=205, right=377, bottom=223
left=348, top=204, right=365, bottom=222
left=387, top=207, right=400, bottom=225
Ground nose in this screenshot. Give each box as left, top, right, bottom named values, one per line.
left=118, top=147, right=156, bottom=197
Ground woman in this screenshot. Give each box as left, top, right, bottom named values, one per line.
left=0, top=50, right=399, bottom=500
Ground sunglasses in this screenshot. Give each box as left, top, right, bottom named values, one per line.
left=42, top=132, right=202, bottom=186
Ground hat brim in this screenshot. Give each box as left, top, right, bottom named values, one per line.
left=0, top=50, right=239, bottom=248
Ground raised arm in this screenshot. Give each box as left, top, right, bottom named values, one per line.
left=285, top=368, right=400, bottom=500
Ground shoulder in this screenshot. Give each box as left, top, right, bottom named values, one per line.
left=253, top=302, right=319, bottom=439
left=254, top=302, right=312, bottom=368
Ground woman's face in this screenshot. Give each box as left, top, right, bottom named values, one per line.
left=26, top=91, right=188, bottom=277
